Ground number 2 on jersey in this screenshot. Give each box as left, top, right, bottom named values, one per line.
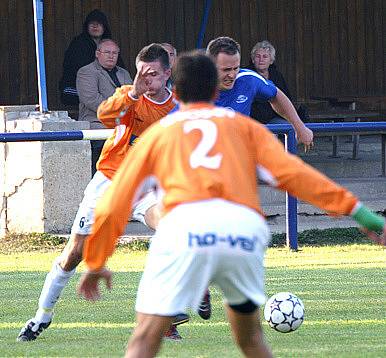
left=183, top=119, right=223, bottom=169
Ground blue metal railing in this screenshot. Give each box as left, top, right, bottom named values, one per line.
left=1, top=121, right=386, bottom=249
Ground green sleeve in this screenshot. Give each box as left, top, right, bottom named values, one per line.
left=352, top=204, right=385, bottom=232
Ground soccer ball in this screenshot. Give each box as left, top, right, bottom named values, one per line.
left=264, top=292, right=305, bottom=333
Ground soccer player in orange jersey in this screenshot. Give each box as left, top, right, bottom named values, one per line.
left=17, top=44, right=188, bottom=342
left=77, top=51, right=385, bottom=357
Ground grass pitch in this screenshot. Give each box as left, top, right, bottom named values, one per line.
left=1, top=244, right=385, bottom=357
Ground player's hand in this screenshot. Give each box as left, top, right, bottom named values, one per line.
left=130, top=64, right=153, bottom=98
left=295, top=126, right=314, bottom=152
left=360, top=226, right=386, bottom=246
left=77, top=267, right=112, bottom=301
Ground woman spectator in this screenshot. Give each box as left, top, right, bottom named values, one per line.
left=249, top=40, right=308, bottom=124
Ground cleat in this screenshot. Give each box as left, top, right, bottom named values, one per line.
left=173, top=313, right=189, bottom=326
left=164, top=325, right=182, bottom=340
left=17, top=319, right=51, bottom=342
left=198, top=289, right=212, bottom=320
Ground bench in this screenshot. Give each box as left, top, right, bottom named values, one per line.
left=308, top=109, right=380, bottom=159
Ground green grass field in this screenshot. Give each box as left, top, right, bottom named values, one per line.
left=1, top=243, right=385, bottom=357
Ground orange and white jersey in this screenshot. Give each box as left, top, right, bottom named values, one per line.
left=95, top=85, right=177, bottom=179
left=84, top=103, right=358, bottom=270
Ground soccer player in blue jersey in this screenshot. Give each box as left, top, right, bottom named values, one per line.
left=206, top=36, right=313, bottom=150
left=195, top=37, right=314, bottom=320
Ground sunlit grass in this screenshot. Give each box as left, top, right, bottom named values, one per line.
left=0, top=244, right=385, bottom=357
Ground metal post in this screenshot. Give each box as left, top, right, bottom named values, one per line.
left=285, top=130, right=298, bottom=250
left=382, top=134, right=386, bottom=177
left=196, top=0, right=212, bottom=49
left=33, top=0, right=48, bottom=112
left=352, top=117, right=361, bottom=159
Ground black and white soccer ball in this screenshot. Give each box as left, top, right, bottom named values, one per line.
left=264, top=292, right=305, bottom=333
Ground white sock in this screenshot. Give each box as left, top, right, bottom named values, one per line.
left=34, top=259, right=76, bottom=323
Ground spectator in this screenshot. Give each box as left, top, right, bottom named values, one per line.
left=161, top=43, right=177, bottom=68
left=161, top=43, right=177, bottom=89
left=76, top=39, right=132, bottom=176
left=59, top=9, right=125, bottom=106
left=249, top=40, right=309, bottom=124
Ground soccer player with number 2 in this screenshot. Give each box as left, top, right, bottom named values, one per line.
left=78, top=51, right=385, bottom=358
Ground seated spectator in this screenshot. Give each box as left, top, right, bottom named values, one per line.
left=161, top=43, right=177, bottom=68
left=59, top=9, right=125, bottom=106
left=76, top=39, right=132, bottom=176
left=161, top=43, right=177, bottom=89
left=249, top=40, right=308, bottom=124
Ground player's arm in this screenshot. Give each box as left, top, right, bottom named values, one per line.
left=97, top=64, right=160, bottom=128
left=251, top=123, right=385, bottom=244
left=128, top=64, right=155, bottom=99
left=352, top=204, right=386, bottom=245
left=97, top=85, right=137, bottom=128
left=269, top=88, right=314, bottom=150
left=252, top=122, right=359, bottom=215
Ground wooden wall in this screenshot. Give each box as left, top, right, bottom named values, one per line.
left=0, top=0, right=385, bottom=110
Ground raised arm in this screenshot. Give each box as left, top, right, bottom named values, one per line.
left=97, top=64, right=161, bottom=128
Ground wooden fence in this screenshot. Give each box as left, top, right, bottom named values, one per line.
left=0, top=0, right=385, bottom=111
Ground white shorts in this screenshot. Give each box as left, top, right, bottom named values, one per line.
left=131, top=190, right=158, bottom=224
left=71, top=171, right=158, bottom=235
left=135, top=199, right=271, bottom=316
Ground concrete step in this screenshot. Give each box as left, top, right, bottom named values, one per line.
left=298, top=134, right=384, bottom=178
left=260, top=177, right=386, bottom=215
left=266, top=214, right=360, bottom=233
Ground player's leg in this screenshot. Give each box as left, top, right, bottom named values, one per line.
left=143, top=201, right=161, bottom=230
left=132, top=192, right=189, bottom=334
left=134, top=201, right=216, bottom=347
left=37, top=233, right=85, bottom=319
left=210, top=199, right=271, bottom=356
left=198, top=288, right=212, bottom=320
left=225, top=303, right=272, bottom=358
left=17, top=172, right=111, bottom=342
left=17, top=233, right=85, bottom=342
left=125, top=313, right=174, bottom=358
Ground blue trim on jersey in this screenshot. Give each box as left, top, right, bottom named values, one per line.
left=169, top=104, right=179, bottom=114
left=215, top=68, right=277, bottom=115
left=129, top=133, right=138, bottom=145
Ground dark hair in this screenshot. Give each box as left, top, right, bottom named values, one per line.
left=135, top=43, right=170, bottom=70
left=206, top=36, right=241, bottom=57
left=82, top=9, right=112, bottom=38
left=173, top=50, right=218, bottom=103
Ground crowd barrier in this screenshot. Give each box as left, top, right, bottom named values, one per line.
left=2, top=121, right=386, bottom=250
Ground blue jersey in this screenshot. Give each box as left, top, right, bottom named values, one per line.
left=169, top=68, right=277, bottom=115
left=215, top=68, right=277, bottom=115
